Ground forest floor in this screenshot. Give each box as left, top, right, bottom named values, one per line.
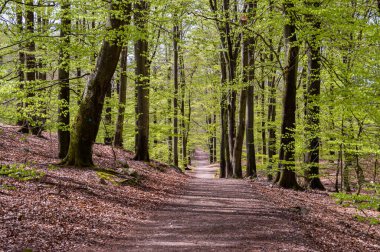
left=1, top=125, right=380, bottom=251
left=0, top=125, right=186, bottom=251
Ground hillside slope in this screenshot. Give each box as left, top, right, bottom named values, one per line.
left=0, top=125, right=186, bottom=251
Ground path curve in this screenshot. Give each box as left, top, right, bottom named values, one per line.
left=114, top=150, right=317, bottom=251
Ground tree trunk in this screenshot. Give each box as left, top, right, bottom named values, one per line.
left=16, top=3, right=26, bottom=128
left=232, top=15, right=250, bottom=178
left=134, top=0, right=150, bottom=161
left=261, top=81, right=267, bottom=163
left=114, top=47, right=128, bottom=147
left=19, top=0, right=36, bottom=134
left=179, top=45, right=188, bottom=168
left=213, top=113, right=217, bottom=162
left=62, top=0, right=131, bottom=167
left=277, top=1, right=300, bottom=189
left=304, top=0, right=324, bottom=190
left=220, top=51, right=228, bottom=178
left=267, top=0, right=277, bottom=181
left=173, top=20, right=180, bottom=167
left=58, top=1, right=71, bottom=158
left=103, top=84, right=113, bottom=145
left=245, top=1, right=257, bottom=178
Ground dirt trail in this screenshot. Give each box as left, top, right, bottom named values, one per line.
left=112, top=150, right=317, bottom=251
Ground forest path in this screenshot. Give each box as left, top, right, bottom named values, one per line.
left=116, top=149, right=317, bottom=251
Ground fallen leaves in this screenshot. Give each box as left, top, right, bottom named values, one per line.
left=0, top=125, right=187, bottom=251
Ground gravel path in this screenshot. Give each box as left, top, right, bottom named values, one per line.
left=114, top=150, right=318, bottom=251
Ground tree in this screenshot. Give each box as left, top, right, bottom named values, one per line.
left=62, top=0, right=132, bottom=167
left=114, top=46, right=128, bottom=147
left=134, top=0, right=150, bottom=161
left=173, top=15, right=180, bottom=167
left=58, top=0, right=71, bottom=158
left=304, top=0, right=324, bottom=190
left=277, top=0, right=300, bottom=189
left=245, top=0, right=258, bottom=178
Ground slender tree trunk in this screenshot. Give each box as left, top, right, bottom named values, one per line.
left=62, top=0, right=131, bottom=166
left=114, top=47, right=128, bottom=147
left=245, top=1, right=257, bottom=178
left=261, top=81, right=267, bottom=163
left=173, top=20, right=180, bottom=167
left=213, top=113, right=217, bottom=163
left=19, top=0, right=36, bottom=134
left=179, top=46, right=188, bottom=168
left=58, top=1, right=71, bottom=158
left=134, top=0, right=150, bottom=161
left=277, top=1, right=300, bottom=189
left=267, top=0, right=277, bottom=181
left=220, top=51, right=228, bottom=177
left=374, top=158, right=378, bottom=183
left=304, top=1, right=324, bottom=190
left=232, top=15, right=250, bottom=178
left=103, top=84, right=113, bottom=145
left=16, top=3, right=26, bottom=128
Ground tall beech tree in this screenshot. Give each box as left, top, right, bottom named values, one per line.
left=173, top=17, right=180, bottom=167
left=304, top=0, right=324, bottom=190
left=134, top=0, right=150, bottom=161
left=19, top=0, right=37, bottom=134
left=62, top=0, right=132, bottom=166
left=277, top=0, right=300, bottom=189
left=210, top=0, right=241, bottom=177
left=58, top=0, right=71, bottom=158
left=16, top=3, right=25, bottom=128
left=245, top=0, right=258, bottom=178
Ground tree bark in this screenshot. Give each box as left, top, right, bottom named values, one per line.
left=134, top=0, right=150, bottom=161
left=103, top=84, right=113, bottom=145
left=58, top=0, right=71, bottom=158
left=173, top=19, right=180, bottom=167
left=114, top=47, right=128, bottom=147
left=220, top=58, right=227, bottom=176
left=16, top=3, right=26, bottom=128
left=62, top=0, right=131, bottom=167
left=245, top=1, right=258, bottom=178
left=19, top=0, right=36, bottom=134
left=277, top=1, right=300, bottom=189
left=304, top=0, right=324, bottom=190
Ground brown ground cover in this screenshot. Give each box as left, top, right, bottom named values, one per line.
left=0, top=125, right=186, bottom=251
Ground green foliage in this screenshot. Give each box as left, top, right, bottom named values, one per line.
left=0, top=164, right=45, bottom=181
left=333, top=191, right=380, bottom=211
left=332, top=184, right=380, bottom=225
left=0, top=183, right=17, bottom=191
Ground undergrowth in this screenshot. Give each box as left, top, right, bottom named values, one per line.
left=332, top=183, right=380, bottom=225
left=0, top=163, right=45, bottom=181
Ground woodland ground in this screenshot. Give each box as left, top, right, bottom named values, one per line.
left=0, top=125, right=379, bottom=251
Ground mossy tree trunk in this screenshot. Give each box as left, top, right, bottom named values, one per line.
left=62, top=0, right=131, bottom=167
